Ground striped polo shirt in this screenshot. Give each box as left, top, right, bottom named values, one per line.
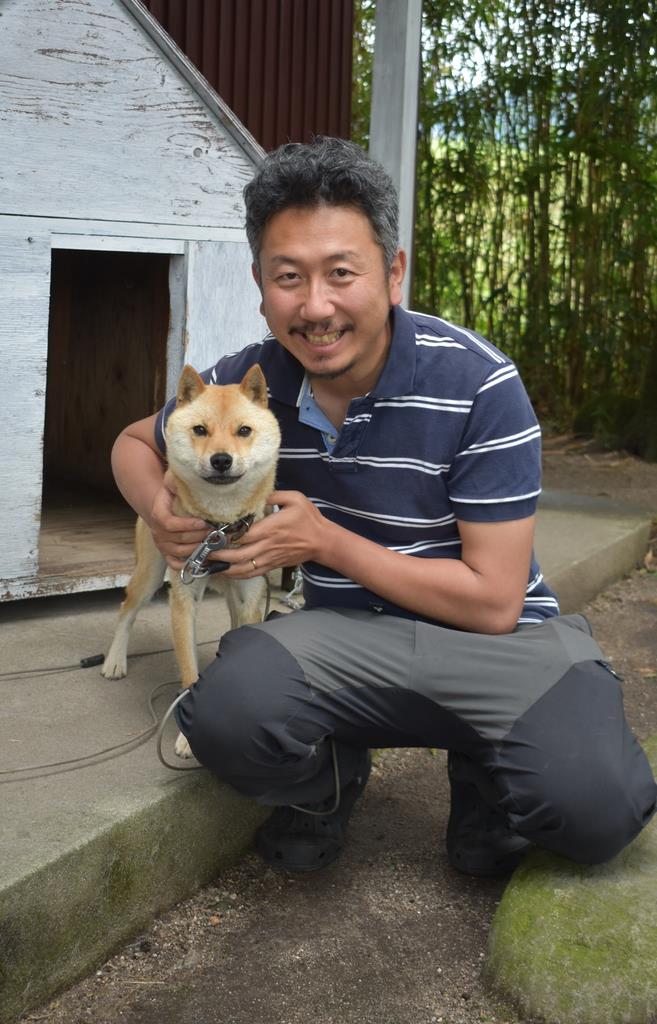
left=155, top=305, right=559, bottom=627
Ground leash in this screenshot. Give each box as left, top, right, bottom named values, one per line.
left=166, top=510, right=273, bottom=770
left=180, top=514, right=256, bottom=584
left=155, top=688, right=201, bottom=771
left=2, top=645, right=340, bottom=812
left=1, top=543, right=328, bottom=800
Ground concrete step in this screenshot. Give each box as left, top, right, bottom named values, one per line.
left=536, top=491, right=653, bottom=613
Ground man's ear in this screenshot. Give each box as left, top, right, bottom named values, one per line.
left=388, top=249, right=407, bottom=307
left=252, top=263, right=265, bottom=317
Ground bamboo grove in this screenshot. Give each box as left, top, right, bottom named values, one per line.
left=353, top=0, right=657, bottom=457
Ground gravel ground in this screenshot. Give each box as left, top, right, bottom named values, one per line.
left=18, top=446, right=657, bottom=1024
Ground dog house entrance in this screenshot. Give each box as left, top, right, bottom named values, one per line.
left=39, top=248, right=170, bottom=588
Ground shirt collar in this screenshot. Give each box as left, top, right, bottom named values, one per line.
left=256, top=335, right=306, bottom=406
left=368, top=305, right=417, bottom=398
left=258, top=305, right=417, bottom=406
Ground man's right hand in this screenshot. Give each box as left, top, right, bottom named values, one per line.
left=148, top=481, right=208, bottom=570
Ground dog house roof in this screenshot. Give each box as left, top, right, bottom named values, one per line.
left=0, top=0, right=265, bottom=229
left=118, top=0, right=264, bottom=168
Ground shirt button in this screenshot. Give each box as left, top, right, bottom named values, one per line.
left=327, top=434, right=337, bottom=444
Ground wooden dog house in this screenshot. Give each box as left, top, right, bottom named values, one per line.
left=0, top=0, right=267, bottom=601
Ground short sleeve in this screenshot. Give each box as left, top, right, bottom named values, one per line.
left=446, top=365, right=542, bottom=522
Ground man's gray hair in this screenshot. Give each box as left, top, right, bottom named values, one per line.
left=244, top=137, right=400, bottom=272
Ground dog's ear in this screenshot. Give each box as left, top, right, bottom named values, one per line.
left=176, top=365, right=205, bottom=405
left=240, top=364, right=268, bottom=408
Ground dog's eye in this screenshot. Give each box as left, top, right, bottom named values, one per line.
left=192, top=425, right=208, bottom=436
left=237, top=425, right=252, bottom=437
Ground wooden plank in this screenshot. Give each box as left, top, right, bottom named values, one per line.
left=0, top=0, right=256, bottom=227
left=2, top=570, right=132, bottom=602
left=0, top=215, right=249, bottom=244
left=52, top=234, right=186, bottom=254
left=121, top=0, right=264, bottom=167
left=0, top=486, right=135, bottom=601
left=184, top=240, right=268, bottom=372
left=37, top=486, right=136, bottom=581
left=0, top=228, right=51, bottom=590
left=166, top=253, right=187, bottom=397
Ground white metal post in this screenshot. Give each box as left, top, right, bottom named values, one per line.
left=368, top=0, right=423, bottom=306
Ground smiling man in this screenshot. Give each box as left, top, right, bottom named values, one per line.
left=112, top=138, right=655, bottom=876
left=257, top=203, right=403, bottom=396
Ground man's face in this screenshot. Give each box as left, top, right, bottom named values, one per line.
left=254, top=204, right=405, bottom=386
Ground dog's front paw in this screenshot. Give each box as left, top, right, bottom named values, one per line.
left=100, top=656, right=127, bottom=679
left=174, top=731, right=194, bottom=759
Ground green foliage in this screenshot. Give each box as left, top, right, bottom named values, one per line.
left=353, top=0, right=657, bottom=458
left=351, top=0, right=376, bottom=149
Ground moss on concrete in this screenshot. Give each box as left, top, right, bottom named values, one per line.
left=486, top=734, right=657, bottom=1024
left=0, top=773, right=268, bottom=1024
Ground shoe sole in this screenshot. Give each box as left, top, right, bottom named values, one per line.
left=446, top=836, right=531, bottom=877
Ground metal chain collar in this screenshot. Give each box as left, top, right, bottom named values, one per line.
left=180, top=514, right=255, bottom=584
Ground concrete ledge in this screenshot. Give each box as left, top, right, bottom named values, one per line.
left=487, top=736, right=657, bottom=1024
left=535, top=500, right=652, bottom=613
left=0, top=774, right=267, bottom=1024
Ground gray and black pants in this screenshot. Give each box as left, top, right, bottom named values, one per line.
left=176, top=608, right=656, bottom=864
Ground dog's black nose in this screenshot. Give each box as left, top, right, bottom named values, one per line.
left=210, top=452, right=233, bottom=473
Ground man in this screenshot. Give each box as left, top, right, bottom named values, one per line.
left=112, top=137, right=655, bottom=876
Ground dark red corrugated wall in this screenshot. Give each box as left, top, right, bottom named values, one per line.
left=143, top=0, right=353, bottom=151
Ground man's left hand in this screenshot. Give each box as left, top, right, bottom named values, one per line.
left=213, top=490, right=327, bottom=578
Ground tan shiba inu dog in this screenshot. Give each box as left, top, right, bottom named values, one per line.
left=102, top=363, right=281, bottom=757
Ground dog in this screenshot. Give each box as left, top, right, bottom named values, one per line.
left=102, top=363, right=281, bottom=757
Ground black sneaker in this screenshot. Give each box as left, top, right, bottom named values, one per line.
left=446, top=751, right=531, bottom=877
left=256, top=749, right=371, bottom=872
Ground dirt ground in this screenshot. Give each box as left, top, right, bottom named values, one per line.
left=541, top=434, right=657, bottom=511
left=19, top=443, right=657, bottom=1024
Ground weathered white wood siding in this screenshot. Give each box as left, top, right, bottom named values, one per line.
left=0, top=0, right=255, bottom=227
left=183, top=241, right=268, bottom=374
left=0, top=230, right=51, bottom=593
